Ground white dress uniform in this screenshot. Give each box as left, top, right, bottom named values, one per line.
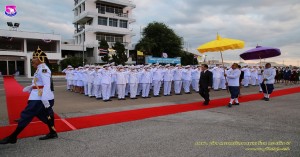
left=73, top=69, right=78, bottom=88
left=250, top=67, right=258, bottom=86
left=242, top=67, right=251, bottom=87
left=257, top=68, right=263, bottom=92
left=82, top=67, right=89, bottom=95
left=137, top=68, right=143, bottom=96
left=182, top=67, right=192, bottom=93
left=211, top=67, right=222, bottom=90
left=87, top=68, right=96, bottom=97
left=140, top=68, right=152, bottom=98
left=219, top=68, right=227, bottom=90
left=62, top=68, right=72, bottom=90
left=76, top=68, right=84, bottom=87
left=162, top=67, right=173, bottom=96
left=110, top=68, right=117, bottom=97
left=173, top=67, right=183, bottom=94
left=152, top=67, right=163, bottom=96
left=116, top=70, right=128, bottom=99
left=93, top=68, right=102, bottom=99
left=128, top=69, right=139, bottom=98
left=191, top=68, right=201, bottom=92
left=101, top=67, right=112, bottom=101
left=29, top=63, right=54, bottom=102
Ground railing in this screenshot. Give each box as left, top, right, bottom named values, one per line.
left=0, top=49, right=23, bottom=52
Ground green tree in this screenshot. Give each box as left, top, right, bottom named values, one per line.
left=179, top=51, right=197, bottom=65
left=99, top=40, right=110, bottom=63
left=99, top=40, right=109, bottom=49
left=112, top=42, right=128, bottom=65
left=135, top=22, right=183, bottom=58
left=60, top=57, right=84, bottom=70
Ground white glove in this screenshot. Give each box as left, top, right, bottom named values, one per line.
left=22, top=86, right=32, bottom=93
left=42, top=100, right=50, bottom=108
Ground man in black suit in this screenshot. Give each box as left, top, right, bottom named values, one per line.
left=199, top=64, right=213, bottom=105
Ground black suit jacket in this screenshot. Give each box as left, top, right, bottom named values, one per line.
left=199, top=70, right=213, bottom=88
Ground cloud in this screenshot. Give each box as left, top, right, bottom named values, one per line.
left=132, top=0, right=300, bottom=65
left=1, top=0, right=299, bottom=65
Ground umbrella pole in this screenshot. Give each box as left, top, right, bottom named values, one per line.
left=220, top=51, right=229, bottom=92
left=259, top=56, right=268, bottom=97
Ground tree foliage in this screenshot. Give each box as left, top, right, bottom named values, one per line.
left=111, top=42, right=128, bottom=65
left=135, top=22, right=183, bottom=58
left=99, top=40, right=110, bottom=63
left=60, top=57, right=84, bottom=70
left=180, top=51, right=197, bottom=65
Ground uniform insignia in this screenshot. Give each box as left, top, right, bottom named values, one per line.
left=42, top=69, right=47, bottom=73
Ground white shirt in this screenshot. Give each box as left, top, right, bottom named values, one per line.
left=263, top=68, right=276, bottom=84
left=226, top=68, right=241, bottom=86
left=29, top=63, right=54, bottom=101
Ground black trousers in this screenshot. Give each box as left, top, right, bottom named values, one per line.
left=199, top=86, right=209, bottom=102
left=18, top=100, right=54, bottom=128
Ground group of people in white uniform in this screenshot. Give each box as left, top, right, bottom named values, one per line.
left=62, top=63, right=271, bottom=102
left=62, top=63, right=202, bottom=102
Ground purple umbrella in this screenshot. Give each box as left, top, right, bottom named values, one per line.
left=240, top=46, right=281, bottom=60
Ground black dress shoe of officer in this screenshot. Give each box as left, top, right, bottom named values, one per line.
left=228, top=103, right=232, bottom=108
left=39, top=133, right=58, bottom=140
left=0, top=136, right=17, bottom=144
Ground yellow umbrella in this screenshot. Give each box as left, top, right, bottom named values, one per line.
left=197, top=34, right=245, bottom=92
left=197, top=34, right=245, bottom=67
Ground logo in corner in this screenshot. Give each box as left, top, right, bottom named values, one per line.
left=5, top=5, right=17, bottom=17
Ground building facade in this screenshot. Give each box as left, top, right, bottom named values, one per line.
left=0, top=29, right=61, bottom=77
left=73, top=0, right=136, bottom=63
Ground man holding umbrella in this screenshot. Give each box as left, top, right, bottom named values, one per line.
left=261, top=63, right=276, bottom=101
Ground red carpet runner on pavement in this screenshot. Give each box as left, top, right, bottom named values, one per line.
left=1, top=76, right=300, bottom=139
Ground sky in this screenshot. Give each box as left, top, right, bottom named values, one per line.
left=0, top=0, right=299, bottom=66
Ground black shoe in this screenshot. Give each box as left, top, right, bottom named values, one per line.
left=122, top=98, right=126, bottom=100
left=39, top=133, right=58, bottom=140
left=265, top=98, right=269, bottom=101
left=203, top=101, right=209, bottom=105
left=0, top=136, right=17, bottom=144
left=234, top=103, right=239, bottom=105
left=107, top=99, right=112, bottom=101
left=228, top=103, right=232, bottom=108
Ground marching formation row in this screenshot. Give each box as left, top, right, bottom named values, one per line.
left=62, top=63, right=272, bottom=102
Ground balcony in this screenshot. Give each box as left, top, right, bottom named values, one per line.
left=73, top=10, right=97, bottom=24
left=95, top=0, right=136, bottom=8
left=85, top=25, right=135, bottom=35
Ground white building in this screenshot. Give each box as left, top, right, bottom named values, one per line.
left=72, top=0, right=136, bottom=63
left=0, top=29, right=61, bottom=78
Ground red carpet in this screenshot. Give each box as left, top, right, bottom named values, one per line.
left=3, top=76, right=59, bottom=124
left=3, top=76, right=30, bottom=124
left=65, top=86, right=300, bottom=129
left=1, top=76, right=300, bottom=139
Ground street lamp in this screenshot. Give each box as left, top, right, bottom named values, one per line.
left=82, top=29, right=85, bottom=66
left=82, top=41, right=85, bottom=66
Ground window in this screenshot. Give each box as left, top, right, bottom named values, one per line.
left=96, top=34, right=106, bottom=41
left=106, top=6, right=114, bottom=13
left=115, top=36, right=123, bottom=43
left=98, top=17, right=107, bottom=26
left=120, top=20, right=128, bottom=28
left=109, top=18, right=118, bottom=27
left=106, top=36, right=114, bottom=42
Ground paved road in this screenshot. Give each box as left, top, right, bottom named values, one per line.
left=0, top=92, right=299, bottom=157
